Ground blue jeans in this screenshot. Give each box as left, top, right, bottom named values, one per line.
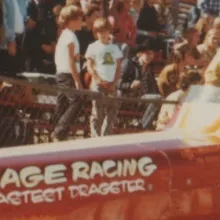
left=90, top=80, right=119, bottom=137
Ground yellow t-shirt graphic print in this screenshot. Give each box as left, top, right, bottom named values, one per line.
left=102, top=52, right=115, bottom=65
left=85, top=41, right=123, bottom=82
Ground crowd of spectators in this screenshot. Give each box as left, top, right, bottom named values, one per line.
left=0, top=0, right=219, bottom=141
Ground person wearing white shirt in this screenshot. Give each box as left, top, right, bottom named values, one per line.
left=85, top=18, right=123, bottom=137
left=52, top=5, right=83, bottom=142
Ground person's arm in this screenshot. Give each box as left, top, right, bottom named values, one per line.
left=112, top=59, right=122, bottom=90
left=3, top=0, right=16, bottom=55
left=85, top=44, right=104, bottom=84
left=137, top=5, right=145, bottom=31
left=25, top=0, right=37, bottom=30
left=86, top=58, right=103, bottom=84
left=68, top=43, right=83, bottom=90
left=130, top=62, right=141, bottom=90
left=111, top=45, right=123, bottom=90
left=20, top=0, right=29, bottom=23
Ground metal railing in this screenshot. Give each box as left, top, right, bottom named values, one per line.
left=0, top=75, right=178, bottom=148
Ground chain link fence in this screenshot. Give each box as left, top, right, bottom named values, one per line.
left=0, top=74, right=177, bottom=148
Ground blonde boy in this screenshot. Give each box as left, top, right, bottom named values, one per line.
left=52, top=5, right=83, bottom=141
left=85, top=18, right=123, bottom=137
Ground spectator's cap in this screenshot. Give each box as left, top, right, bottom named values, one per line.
left=133, top=40, right=154, bottom=54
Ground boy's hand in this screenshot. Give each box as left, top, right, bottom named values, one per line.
left=75, top=82, right=83, bottom=90
left=8, top=42, right=16, bottom=56
left=148, top=32, right=157, bottom=37
left=101, top=82, right=117, bottom=93
left=42, top=44, right=54, bottom=54
left=26, top=18, right=36, bottom=30
left=100, top=81, right=110, bottom=88
left=130, top=80, right=141, bottom=89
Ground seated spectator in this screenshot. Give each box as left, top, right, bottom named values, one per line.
left=53, top=4, right=63, bottom=37
left=195, top=13, right=215, bottom=41
left=0, top=2, right=3, bottom=43
left=154, top=0, right=174, bottom=36
left=75, top=4, right=101, bottom=68
left=156, top=70, right=203, bottom=131
left=0, top=0, right=28, bottom=77
left=205, top=48, right=220, bottom=86
left=213, top=17, right=220, bottom=30
left=119, top=41, right=158, bottom=97
left=175, top=0, right=196, bottom=35
left=200, top=0, right=220, bottom=17
left=109, top=0, right=136, bottom=47
left=25, top=0, right=57, bottom=73
left=183, top=27, right=201, bottom=48
left=174, top=46, right=205, bottom=75
left=173, top=30, right=207, bottom=72
left=129, top=0, right=142, bottom=24
left=175, top=53, right=220, bottom=135
left=108, top=15, right=130, bottom=58
left=134, top=43, right=159, bottom=95
left=136, top=0, right=168, bottom=57
left=201, top=50, right=220, bottom=135
left=187, top=4, right=201, bottom=29
left=66, top=0, right=81, bottom=7
left=137, top=0, right=161, bottom=42
left=197, top=29, right=220, bottom=63
left=157, top=63, right=179, bottom=98
left=118, top=50, right=141, bottom=97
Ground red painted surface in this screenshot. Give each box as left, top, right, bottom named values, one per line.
left=0, top=85, right=220, bottom=219
left=0, top=133, right=220, bottom=220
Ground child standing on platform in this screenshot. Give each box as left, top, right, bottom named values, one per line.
left=85, top=18, right=123, bottom=137
left=52, top=5, right=83, bottom=141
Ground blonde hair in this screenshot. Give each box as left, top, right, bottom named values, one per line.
left=173, top=42, right=201, bottom=63
left=203, top=28, right=220, bottom=45
left=58, top=5, right=83, bottom=27
left=195, top=16, right=214, bottom=34
left=205, top=49, right=220, bottom=86
left=66, top=0, right=80, bottom=6
left=157, top=63, right=179, bottom=96
left=213, top=17, right=220, bottom=29
left=93, top=17, right=111, bottom=36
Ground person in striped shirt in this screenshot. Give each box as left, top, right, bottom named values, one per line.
left=201, top=0, right=220, bottom=16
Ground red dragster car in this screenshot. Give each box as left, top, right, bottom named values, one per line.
left=0, top=85, right=220, bottom=220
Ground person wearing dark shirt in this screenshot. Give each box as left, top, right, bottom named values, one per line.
left=75, top=4, right=101, bottom=68
left=118, top=55, right=141, bottom=97
left=25, top=0, right=57, bottom=73
left=119, top=42, right=159, bottom=97
left=133, top=42, right=160, bottom=129
left=137, top=0, right=160, bottom=34
left=136, top=0, right=166, bottom=54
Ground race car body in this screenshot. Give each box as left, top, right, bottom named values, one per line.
left=0, top=85, right=220, bottom=220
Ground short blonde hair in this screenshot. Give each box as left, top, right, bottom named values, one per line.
left=213, top=17, right=220, bottom=29
left=93, top=17, right=112, bottom=36
left=66, top=0, right=79, bottom=6
left=205, top=49, right=220, bottom=86
left=58, top=5, right=83, bottom=27
left=203, top=28, right=220, bottom=44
